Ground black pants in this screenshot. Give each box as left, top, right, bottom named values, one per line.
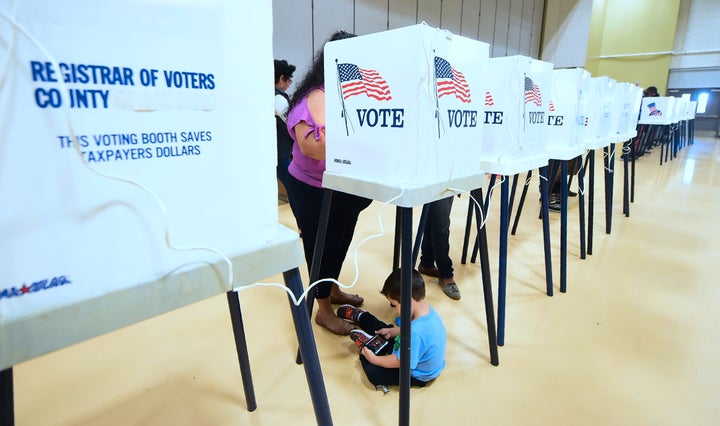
left=419, top=196, right=454, bottom=279
left=286, top=174, right=372, bottom=298
left=356, top=311, right=428, bottom=388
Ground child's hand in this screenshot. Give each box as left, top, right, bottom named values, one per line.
left=376, top=325, right=400, bottom=339
left=361, top=346, right=376, bottom=361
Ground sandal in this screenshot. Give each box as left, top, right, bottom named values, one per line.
left=439, top=279, right=461, bottom=300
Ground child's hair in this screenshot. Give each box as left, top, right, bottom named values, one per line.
left=381, top=268, right=425, bottom=302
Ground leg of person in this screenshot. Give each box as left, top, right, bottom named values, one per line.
left=427, top=196, right=460, bottom=300
left=359, top=356, right=428, bottom=388
left=356, top=310, right=393, bottom=335
left=360, top=355, right=400, bottom=387
left=418, top=209, right=440, bottom=278
left=286, top=177, right=352, bottom=335
left=325, top=190, right=372, bottom=307
left=315, top=190, right=372, bottom=334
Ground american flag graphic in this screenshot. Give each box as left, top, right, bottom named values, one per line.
left=524, top=77, right=542, bottom=106
left=337, top=63, right=392, bottom=101
left=647, top=102, right=662, bottom=116
left=435, top=57, right=471, bottom=103
left=548, top=100, right=555, bottom=112
left=484, top=91, right=494, bottom=106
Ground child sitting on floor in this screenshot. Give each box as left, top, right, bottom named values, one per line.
left=337, top=268, right=446, bottom=388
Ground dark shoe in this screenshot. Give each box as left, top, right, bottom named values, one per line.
left=350, top=329, right=373, bottom=347
left=439, top=279, right=461, bottom=300
left=337, top=304, right=366, bottom=323
left=548, top=194, right=561, bottom=212
left=418, top=264, right=440, bottom=278
left=568, top=190, right=578, bottom=197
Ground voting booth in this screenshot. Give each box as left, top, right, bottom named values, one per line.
left=544, top=68, right=590, bottom=160
left=617, top=83, right=643, bottom=140
left=323, top=24, right=489, bottom=206
left=0, top=1, right=334, bottom=423
left=579, top=76, right=614, bottom=149
left=476, top=55, right=554, bottom=175
left=638, top=96, right=677, bottom=125
left=597, top=76, right=619, bottom=147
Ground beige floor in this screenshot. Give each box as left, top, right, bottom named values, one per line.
left=13, top=135, right=720, bottom=425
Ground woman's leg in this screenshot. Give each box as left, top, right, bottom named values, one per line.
left=286, top=176, right=352, bottom=334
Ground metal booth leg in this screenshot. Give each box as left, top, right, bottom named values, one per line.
left=226, top=291, right=257, bottom=411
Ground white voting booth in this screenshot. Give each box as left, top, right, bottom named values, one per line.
left=545, top=68, right=591, bottom=161
left=0, top=1, right=330, bottom=422
left=323, top=24, right=489, bottom=206
left=617, top=83, right=643, bottom=140
left=638, top=96, right=677, bottom=125
left=478, top=56, right=554, bottom=175
left=579, top=76, right=615, bottom=149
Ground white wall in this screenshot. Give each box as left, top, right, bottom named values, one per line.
left=272, top=0, right=546, bottom=94
left=669, top=0, right=720, bottom=88
left=540, top=0, right=593, bottom=69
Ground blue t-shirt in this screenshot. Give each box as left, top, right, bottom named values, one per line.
left=392, top=306, right=446, bottom=382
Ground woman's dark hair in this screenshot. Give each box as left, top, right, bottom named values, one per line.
left=274, top=59, right=296, bottom=84
left=288, top=30, right=356, bottom=112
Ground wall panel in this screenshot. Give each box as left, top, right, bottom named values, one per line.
left=460, top=0, right=481, bottom=39
left=440, top=0, right=463, bottom=34
left=356, top=0, right=389, bottom=35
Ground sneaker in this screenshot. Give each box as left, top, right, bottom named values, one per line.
left=350, top=329, right=373, bottom=347
left=337, top=304, right=366, bottom=323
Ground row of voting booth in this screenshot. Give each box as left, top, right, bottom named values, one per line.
left=2, top=12, right=700, bottom=425
left=321, top=23, right=698, bottom=425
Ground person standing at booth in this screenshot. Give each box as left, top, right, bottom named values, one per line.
left=417, top=197, right=461, bottom=300
left=285, top=30, right=371, bottom=335
left=274, top=59, right=296, bottom=206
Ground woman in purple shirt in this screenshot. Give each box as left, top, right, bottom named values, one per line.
left=285, top=31, right=372, bottom=335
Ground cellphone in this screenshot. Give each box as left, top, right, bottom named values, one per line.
left=364, top=334, right=390, bottom=355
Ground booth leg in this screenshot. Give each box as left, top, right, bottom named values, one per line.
left=412, top=204, right=430, bottom=267
left=604, top=145, right=614, bottom=235
left=588, top=150, right=595, bottom=255
left=393, top=208, right=402, bottom=269
left=461, top=191, right=475, bottom=264
left=226, top=291, right=257, bottom=411
left=1, top=368, right=13, bottom=426
left=284, top=269, right=333, bottom=426
left=560, top=161, right=568, bottom=293
left=623, top=140, right=630, bottom=217
left=497, top=177, right=510, bottom=346
left=399, top=207, right=413, bottom=426
left=539, top=167, right=554, bottom=296
left=471, top=188, right=499, bottom=364
left=511, top=170, right=533, bottom=235
left=578, top=157, right=587, bottom=260
left=471, top=174, right=497, bottom=264
left=297, top=190, right=334, bottom=365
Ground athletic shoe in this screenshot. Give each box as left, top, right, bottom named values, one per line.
left=350, top=329, right=373, bottom=347
left=337, top=304, right=366, bottom=323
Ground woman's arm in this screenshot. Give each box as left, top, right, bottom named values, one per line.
left=293, top=89, right=326, bottom=160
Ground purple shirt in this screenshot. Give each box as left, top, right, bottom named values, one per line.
left=287, top=87, right=326, bottom=188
